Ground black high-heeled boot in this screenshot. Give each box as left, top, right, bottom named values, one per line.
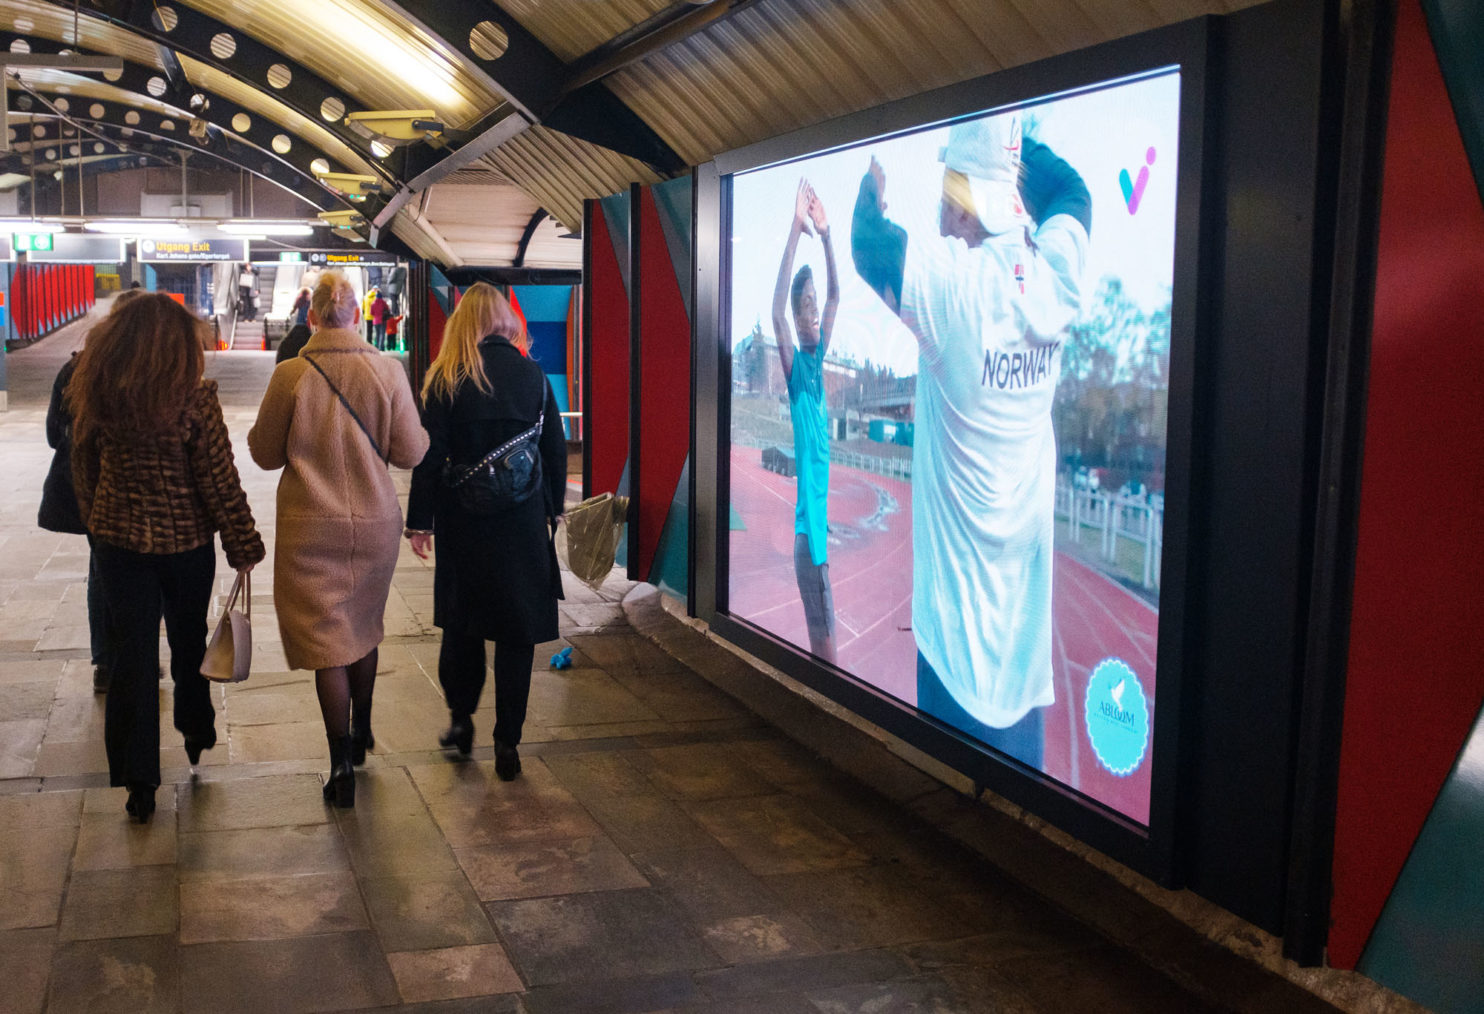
left=185, top=727, right=217, bottom=766
left=438, top=714, right=474, bottom=757
left=494, top=739, right=522, bottom=781
left=125, top=785, right=156, bottom=823
left=350, top=725, right=374, bottom=766
left=322, top=735, right=355, bottom=808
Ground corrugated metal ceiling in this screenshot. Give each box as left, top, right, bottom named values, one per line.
left=6, top=0, right=1276, bottom=264
left=600, top=0, right=1266, bottom=166
left=477, top=127, right=662, bottom=233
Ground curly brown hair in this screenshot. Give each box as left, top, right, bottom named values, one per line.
left=67, top=293, right=206, bottom=440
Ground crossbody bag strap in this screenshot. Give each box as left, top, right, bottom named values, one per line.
left=303, top=354, right=387, bottom=463
left=448, top=380, right=548, bottom=488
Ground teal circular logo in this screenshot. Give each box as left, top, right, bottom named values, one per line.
left=1084, top=658, right=1149, bottom=777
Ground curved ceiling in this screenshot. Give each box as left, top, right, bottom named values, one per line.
left=0, top=0, right=1267, bottom=269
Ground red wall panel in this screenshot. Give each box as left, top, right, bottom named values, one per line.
left=635, top=187, right=692, bottom=581
left=1328, top=0, right=1484, bottom=969
left=587, top=200, right=631, bottom=497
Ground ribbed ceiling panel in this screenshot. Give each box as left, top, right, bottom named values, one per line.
left=478, top=127, right=662, bottom=232
left=603, top=0, right=1262, bottom=167
left=1, top=1, right=165, bottom=66
left=493, top=0, right=674, bottom=64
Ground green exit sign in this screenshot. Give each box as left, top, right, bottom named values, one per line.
left=14, top=233, right=54, bottom=252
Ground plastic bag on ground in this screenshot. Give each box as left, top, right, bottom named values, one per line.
left=558, top=493, right=630, bottom=591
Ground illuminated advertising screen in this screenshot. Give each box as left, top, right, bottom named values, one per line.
left=723, top=69, right=1182, bottom=826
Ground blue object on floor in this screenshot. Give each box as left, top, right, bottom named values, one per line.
left=550, top=646, right=573, bottom=670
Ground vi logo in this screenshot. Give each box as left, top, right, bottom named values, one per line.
left=1119, top=146, right=1157, bottom=215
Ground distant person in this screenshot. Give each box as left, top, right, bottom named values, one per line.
left=406, top=282, right=566, bottom=781
left=361, top=286, right=378, bottom=344
left=385, top=313, right=404, bottom=352
left=275, top=323, right=311, bottom=363
left=772, top=178, right=839, bottom=664
left=237, top=264, right=256, bottom=319
left=249, top=272, right=428, bottom=808
left=851, top=114, right=1090, bottom=768
left=39, top=287, right=155, bottom=693
left=370, top=291, right=389, bottom=350
left=128, top=280, right=142, bottom=290
left=41, top=351, right=109, bottom=692
left=69, top=294, right=264, bottom=822
left=291, top=287, right=312, bottom=327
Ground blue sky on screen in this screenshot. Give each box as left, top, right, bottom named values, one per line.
left=729, top=70, right=1182, bottom=378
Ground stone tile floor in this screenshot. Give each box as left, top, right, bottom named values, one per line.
left=0, top=306, right=1339, bottom=1012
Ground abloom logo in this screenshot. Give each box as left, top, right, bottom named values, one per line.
left=1119, top=146, right=1157, bottom=215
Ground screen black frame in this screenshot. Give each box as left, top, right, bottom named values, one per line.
left=693, top=16, right=1213, bottom=883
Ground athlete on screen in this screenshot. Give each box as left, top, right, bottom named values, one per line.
left=773, top=178, right=840, bottom=664
left=850, top=114, right=1091, bottom=766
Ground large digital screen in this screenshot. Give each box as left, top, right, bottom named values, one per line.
left=724, top=69, right=1181, bottom=825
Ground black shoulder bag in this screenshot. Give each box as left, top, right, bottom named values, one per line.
left=442, top=382, right=547, bottom=516
left=303, top=354, right=387, bottom=462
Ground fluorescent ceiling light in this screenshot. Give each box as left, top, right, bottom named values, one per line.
left=219, top=222, right=313, bottom=236
left=85, top=219, right=187, bottom=236
left=0, top=219, right=66, bottom=234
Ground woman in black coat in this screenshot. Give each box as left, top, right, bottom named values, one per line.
left=406, top=282, right=565, bottom=779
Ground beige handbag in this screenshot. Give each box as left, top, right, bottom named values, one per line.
left=202, top=571, right=252, bottom=683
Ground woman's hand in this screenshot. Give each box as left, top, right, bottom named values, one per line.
left=409, top=532, right=433, bottom=560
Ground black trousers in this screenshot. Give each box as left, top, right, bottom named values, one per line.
left=86, top=535, right=112, bottom=669
left=439, top=631, right=534, bottom=747
left=92, top=540, right=216, bottom=788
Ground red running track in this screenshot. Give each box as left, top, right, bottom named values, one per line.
left=727, top=446, right=1158, bottom=824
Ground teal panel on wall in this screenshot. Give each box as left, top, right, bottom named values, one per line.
left=1423, top=0, right=1484, bottom=203
left=651, top=177, right=693, bottom=322
left=512, top=284, right=573, bottom=322
left=1360, top=701, right=1484, bottom=1012
left=599, top=192, right=632, bottom=299
left=650, top=458, right=690, bottom=599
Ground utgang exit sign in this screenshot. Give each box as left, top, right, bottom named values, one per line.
left=13, top=233, right=54, bottom=252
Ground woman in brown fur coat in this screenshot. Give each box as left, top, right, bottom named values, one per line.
left=70, top=293, right=264, bottom=823
left=248, top=272, right=428, bottom=807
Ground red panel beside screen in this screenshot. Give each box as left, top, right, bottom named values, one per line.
left=635, top=187, right=691, bottom=581
left=587, top=201, right=631, bottom=497
left=427, top=289, right=448, bottom=363
left=1328, top=0, right=1484, bottom=969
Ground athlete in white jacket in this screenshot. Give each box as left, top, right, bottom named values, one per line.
left=851, top=113, right=1091, bottom=767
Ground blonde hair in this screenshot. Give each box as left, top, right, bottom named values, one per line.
left=311, top=271, right=359, bottom=329
left=421, top=282, right=527, bottom=404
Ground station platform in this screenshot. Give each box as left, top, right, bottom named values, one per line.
left=0, top=308, right=1365, bottom=1012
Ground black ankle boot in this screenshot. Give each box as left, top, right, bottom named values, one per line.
left=125, top=785, right=156, bottom=823
left=494, top=739, right=522, bottom=781
left=322, top=735, right=355, bottom=808
left=350, top=725, right=374, bottom=766
left=439, top=715, right=474, bottom=757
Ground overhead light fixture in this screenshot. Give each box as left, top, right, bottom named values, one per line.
left=219, top=221, right=313, bottom=236
left=0, top=218, right=66, bottom=234
left=311, top=169, right=384, bottom=196
left=85, top=219, right=188, bottom=237
left=344, top=110, right=443, bottom=142
left=317, top=210, right=366, bottom=229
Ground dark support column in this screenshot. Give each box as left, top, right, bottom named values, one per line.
left=408, top=260, right=432, bottom=396
left=1283, top=0, right=1396, bottom=966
